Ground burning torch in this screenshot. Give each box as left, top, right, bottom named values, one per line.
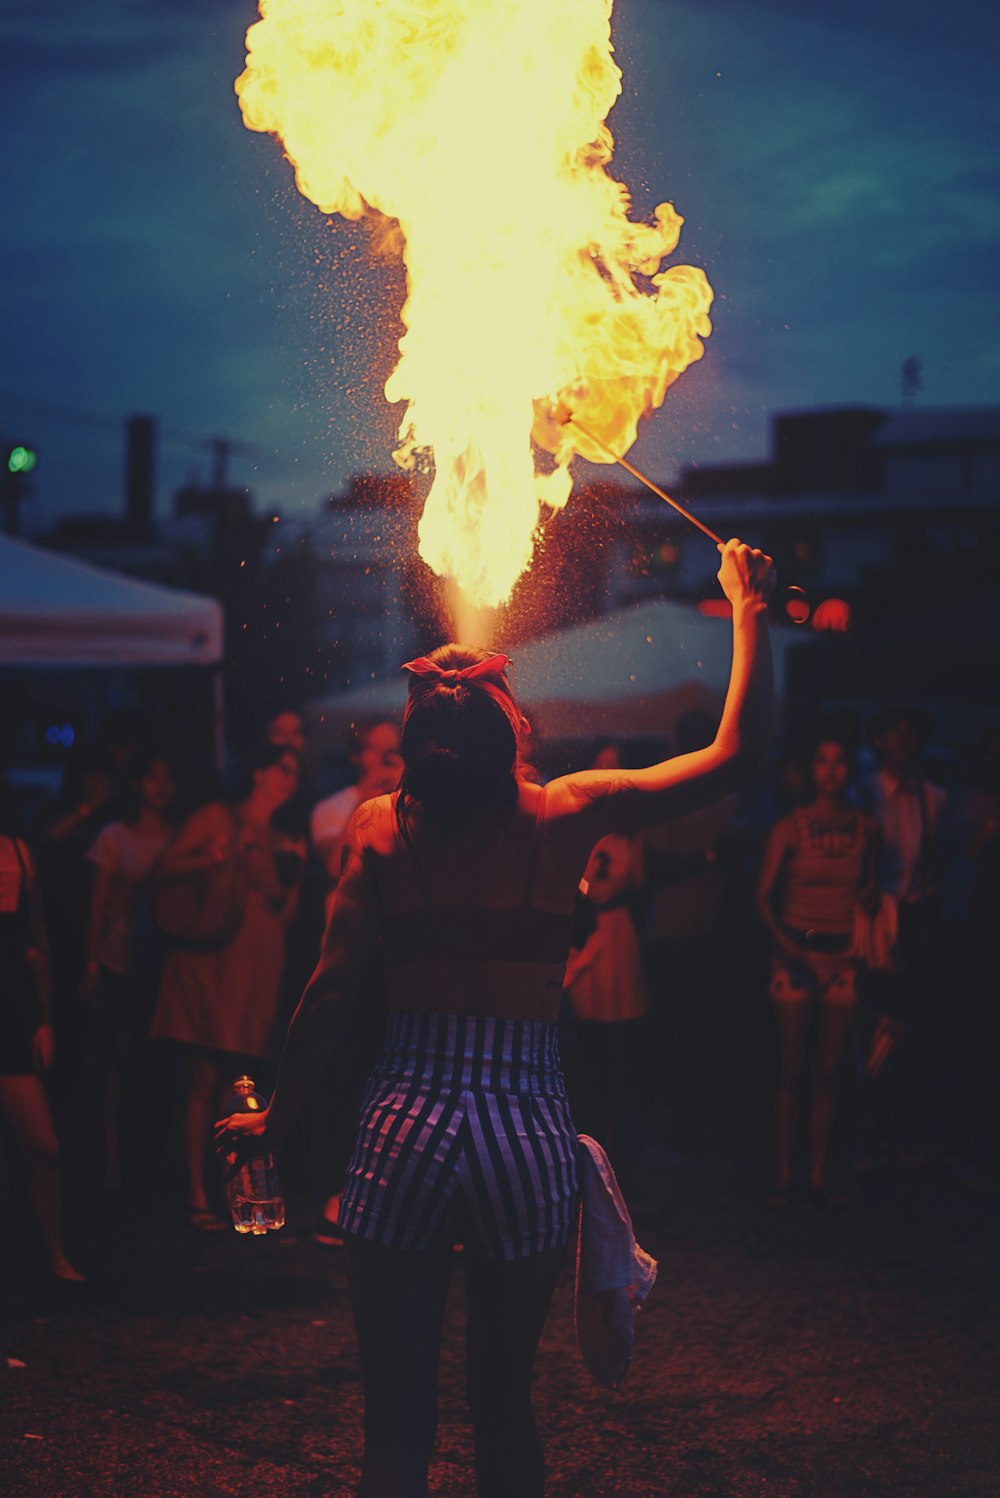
left=552, top=405, right=811, bottom=623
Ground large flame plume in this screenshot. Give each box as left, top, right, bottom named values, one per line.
left=237, top=0, right=713, bottom=608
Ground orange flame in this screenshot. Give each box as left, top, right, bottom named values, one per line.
left=237, top=1, right=713, bottom=608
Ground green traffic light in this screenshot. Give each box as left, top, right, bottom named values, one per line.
left=7, top=446, right=38, bottom=475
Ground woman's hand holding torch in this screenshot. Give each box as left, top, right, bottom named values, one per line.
left=716, top=538, right=776, bottom=613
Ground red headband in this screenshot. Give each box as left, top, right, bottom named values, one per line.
left=401, top=653, right=523, bottom=742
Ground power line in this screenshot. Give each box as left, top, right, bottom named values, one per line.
left=0, top=390, right=265, bottom=465
left=0, top=390, right=120, bottom=435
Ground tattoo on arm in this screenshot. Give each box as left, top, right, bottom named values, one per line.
left=352, top=800, right=378, bottom=832
left=568, top=773, right=636, bottom=809
left=339, top=797, right=380, bottom=878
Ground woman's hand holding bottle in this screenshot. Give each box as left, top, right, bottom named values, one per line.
left=214, top=1103, right=273, bottom=1175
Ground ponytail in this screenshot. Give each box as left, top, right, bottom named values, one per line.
left=397, top=645, right=519, bottom=834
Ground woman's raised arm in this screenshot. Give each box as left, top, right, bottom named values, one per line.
left=546, top=539, right=775, bottom=846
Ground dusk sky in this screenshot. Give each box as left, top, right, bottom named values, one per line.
left=2, top=0, right=998, bottom=536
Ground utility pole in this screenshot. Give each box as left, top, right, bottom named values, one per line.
left=900, top=356, right=923, bottom=407
left=209, top=437, right=233, bottom=492
left=3, top=441, right=38, bottom=536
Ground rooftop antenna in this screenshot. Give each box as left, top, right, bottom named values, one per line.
left=900, top=355, right=923, bottom=407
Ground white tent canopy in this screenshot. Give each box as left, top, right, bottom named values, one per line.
left=0, top=535, right=223, bottom=667
left=309, top=597, right=793, bottom=744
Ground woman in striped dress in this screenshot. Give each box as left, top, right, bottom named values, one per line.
left=217, top=540, right=775, bottom=1498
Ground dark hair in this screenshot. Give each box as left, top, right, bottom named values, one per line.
left=869, top=703, right=933, bottom=746
left=250, top=741, right=300, bottom=773
left=809, top=727, right=857, bottom=781
left=261, top=705, right=305, bottom=742
left=234, top=742, right=301, bottom=801
left=398, top=645, right=519, bottom=831
left=122, top=751, right=178, bottom=826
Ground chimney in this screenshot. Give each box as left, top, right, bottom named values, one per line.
left=124, top=413, right=156, bottom=539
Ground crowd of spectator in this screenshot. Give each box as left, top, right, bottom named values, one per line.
left=0, top=698, right=997, bottom=1287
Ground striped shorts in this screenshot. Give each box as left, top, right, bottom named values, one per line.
left=338, top=1011, right=580, bottom=1261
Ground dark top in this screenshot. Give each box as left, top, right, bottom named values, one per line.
left=381, top=787, right=575, bottom=968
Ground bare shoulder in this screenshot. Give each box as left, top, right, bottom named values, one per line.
left=180, top=801, right=229, bottom=839
left=539, top=768, right=639, bottom=840
left=519, top=775, right=591, bottom=831
left=532, top=772, right=632, bottom=874
left=343, top=793, right=396, bottom=858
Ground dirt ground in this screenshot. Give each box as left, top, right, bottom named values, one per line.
left=2, top=1159, right=999, bottom=1497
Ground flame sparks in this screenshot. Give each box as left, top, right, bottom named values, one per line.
left=237, top=0, right=713, bottom=608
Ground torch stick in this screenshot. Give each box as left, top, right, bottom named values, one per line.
left=561, top=410, right=724, bottom=547
left=557, top=406, right=811, bottom=621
